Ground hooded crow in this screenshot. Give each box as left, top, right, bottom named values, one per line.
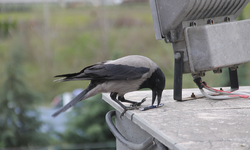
left=52, top=55, right=165, bottom=117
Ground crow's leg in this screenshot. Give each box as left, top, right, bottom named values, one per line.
left=118, top=96, right=146, bottom=107
left=110, top=92, right=137, bottom=118
left=110, top=92, right=118, bottom=100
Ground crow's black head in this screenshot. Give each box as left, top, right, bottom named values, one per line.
left=139, top=67, right=165, bottom=105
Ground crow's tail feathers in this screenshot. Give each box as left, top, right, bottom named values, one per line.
left=53, top=72, right=81, bottom=82
left=52, top=89, right=87, bottom=117
left=54, top=72, right=79, bottom=78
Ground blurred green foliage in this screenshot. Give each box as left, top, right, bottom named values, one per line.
left=0, top=34, right=49, bottom=148
left=0, top=3, right=174, bottom=106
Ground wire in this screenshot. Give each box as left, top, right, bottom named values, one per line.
left=193, top=77, right=250, bottom=100
left=200, top=81, right=250, bottom=97
left=199, top=88, right=237, bottom=100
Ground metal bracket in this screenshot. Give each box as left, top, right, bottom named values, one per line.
left=229, top=67, right=239, bottom=91
left=105, top=110, right=155, bottom=149
left=174, top=51, right=183, bottom=101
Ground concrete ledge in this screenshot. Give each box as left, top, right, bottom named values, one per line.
left=102, top=86, right=250, bottom=150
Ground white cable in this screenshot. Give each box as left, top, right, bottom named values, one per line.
left=199, top=88, right=238, bottom=100
left=201, top=82, right=250, bottom=97
left=199, top=82, right=250, bottom=100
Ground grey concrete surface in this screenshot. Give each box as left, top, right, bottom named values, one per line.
left=102, top=86, right=250, bottom=150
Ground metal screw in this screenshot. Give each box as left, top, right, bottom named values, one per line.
left=207, top=19, right=214, bottom=25
left=174, top=52, right=181, bottom=60
left=213, top=68, right=222, bottom=74
left=191, top=93, right=196, bottom=98
left=192, top=71, right=205, bottom=77
left=224, top=17, right=231, bottom=22
left=190, top=21, right=197, bottom=27
left=229, top=66, right=238, bottom=71
left=198, top=71, right=205, bottom=77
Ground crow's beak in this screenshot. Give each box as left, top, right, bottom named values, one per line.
left=152, top=89, right=162, bottom=106
left=157, top=89, right=162, bottom=106
left=152, top=90, right=157, bottom=105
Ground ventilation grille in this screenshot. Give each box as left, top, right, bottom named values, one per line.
left=184, top=0, right=246, bottom=21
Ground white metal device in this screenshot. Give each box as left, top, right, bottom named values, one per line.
left=150, top=0, right=250, bottom=100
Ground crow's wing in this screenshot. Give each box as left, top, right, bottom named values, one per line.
left=54, top=64, right=150, bottom=81
left=84, top=64, right=150, bottom=80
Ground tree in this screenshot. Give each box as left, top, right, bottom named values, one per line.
left=0, top=38, right=48, bottom=148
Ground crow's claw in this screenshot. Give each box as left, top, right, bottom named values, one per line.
left=120, top=106, right=138, bottom=119
left=120, top=109, right=127, bottom=119
left=119, top=98, right=147, bottom=119
left=130, top=97, right=147, bottom=107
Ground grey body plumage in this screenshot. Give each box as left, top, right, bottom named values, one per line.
left=52, top=55, right=165, bottom=117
